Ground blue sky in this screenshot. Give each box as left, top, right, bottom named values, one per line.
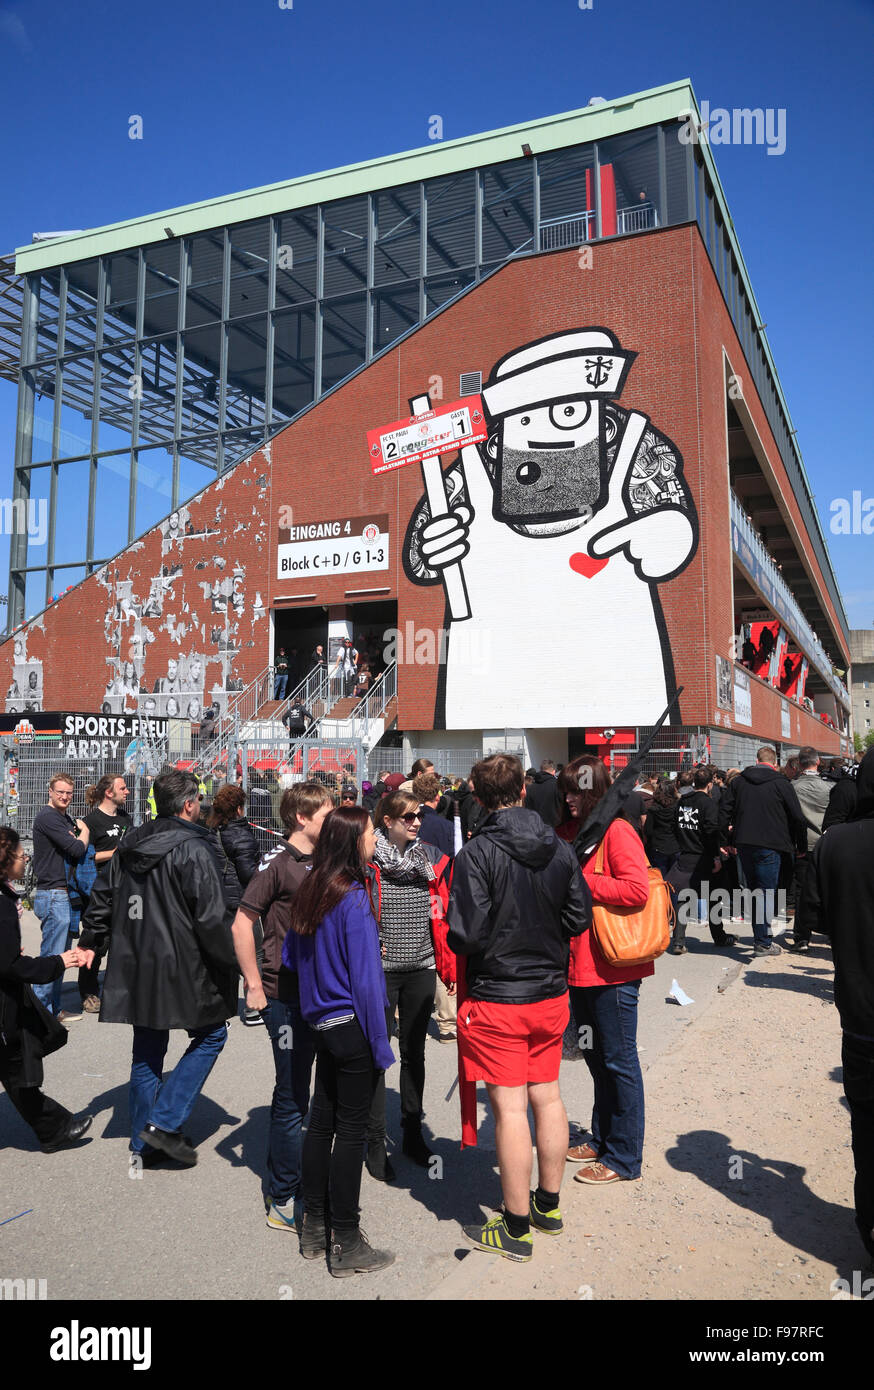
left=0, top=0, right=872, bottom=633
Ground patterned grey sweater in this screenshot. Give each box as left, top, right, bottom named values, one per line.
left=373, top=831, right=435, bottom=973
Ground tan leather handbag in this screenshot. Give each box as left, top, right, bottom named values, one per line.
left=590, top=837, right=672, bottom=968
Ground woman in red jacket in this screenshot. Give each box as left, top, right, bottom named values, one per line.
left=556, top=756, right=651, bottom=1185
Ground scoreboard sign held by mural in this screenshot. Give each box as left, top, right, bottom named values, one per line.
left=277, top=514, right=390, bottom=579
left=367, top=399, right=487, bottom=475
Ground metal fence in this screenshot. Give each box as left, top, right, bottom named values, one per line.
left=2, top=742, right=166, bottom=842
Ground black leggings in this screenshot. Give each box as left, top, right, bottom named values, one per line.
left=368, top=966, right=436, bottom=1140
left=301, top=1017, right=377, bottom=1235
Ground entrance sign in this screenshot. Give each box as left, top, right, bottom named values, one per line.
left=277, top=513, right=390, bottom=580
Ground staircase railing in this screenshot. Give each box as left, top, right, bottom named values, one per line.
left=192, top=664, right=274, bottom=781
left=286, top=662, right=398, bottom=764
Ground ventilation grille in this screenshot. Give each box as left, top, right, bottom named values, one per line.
left=459, top=371, right=482, bottom=396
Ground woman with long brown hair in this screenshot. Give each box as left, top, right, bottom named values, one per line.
left=283, top=806, right=395, bottom=1277
left=557, top=755, right=651, bottom=1186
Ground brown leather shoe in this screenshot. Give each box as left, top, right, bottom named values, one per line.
left=81, top=995, right=101, bottom=1013
left=574, top=1162, right=630, bottom=1184
left=566, top=1142, right=599, bottom=1164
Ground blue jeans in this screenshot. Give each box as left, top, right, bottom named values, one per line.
left=129, top=1024, right=228, bottom=1153
left=737, top=846, right=781, bottom=946
left=274, top=675, right=288, bottom=700
left=262, top=997, right=314, bottom=1205
left=32, top=889, right=72, bottom=1014
left=570, top=981, right=644, bottom=1179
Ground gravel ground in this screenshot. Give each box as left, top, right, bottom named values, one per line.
left=1, top=910, right=866, bottom=1302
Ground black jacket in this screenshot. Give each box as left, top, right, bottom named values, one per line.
left=643, top=798, right=680, bottom=856
left=0, top=882, right=68, bottom=1084
left=446, top=783, right=487, bottom=839
left=209, top=817, right=260, bottom=910
left=674, top=791, right=720, bottom=876
left=447, top=807, right=591, bottom=1003
left=795, top=751, right=874, bottom=1037
left=822, top=770, right=859, bottom=831
left=80, top=818, right=238, bottom=1030
left=718, top=765, right=807, bottom=854
left=525, top=772, right=564, bottom=829
left=418, top=804, right=456, bottom=859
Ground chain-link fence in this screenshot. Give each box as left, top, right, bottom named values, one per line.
left=1, top=740, right=169, bottom=843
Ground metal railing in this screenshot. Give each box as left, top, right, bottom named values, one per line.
left=190, top=664, right=275, bottom=781
left=539, top=211, right=594, bottom=250
left=730, top=494, right=849, bottom=704
left=289, top=662, right=398, bottom=762
left=270, top=663, right=331, bottom=735
left=616, top=203, right=658, bottom=234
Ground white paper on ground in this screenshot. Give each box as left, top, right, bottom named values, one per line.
left=667, top=979, right=695, bottom=1007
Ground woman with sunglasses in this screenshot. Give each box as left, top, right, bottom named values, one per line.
left=284, top=807, right=395, bottom=1276
left=365, top=790, right=454, bottom=1179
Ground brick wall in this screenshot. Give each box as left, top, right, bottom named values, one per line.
left=0, top=224, right=846, bottom=748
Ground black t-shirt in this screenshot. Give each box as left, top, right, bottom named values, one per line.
left=83, top=807, right=134, bottom=855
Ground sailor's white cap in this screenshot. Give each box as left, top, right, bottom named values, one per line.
left=482, top=328, right=634, bottom=420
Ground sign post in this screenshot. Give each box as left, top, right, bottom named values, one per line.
left=368, top=392, right=488, bottom=622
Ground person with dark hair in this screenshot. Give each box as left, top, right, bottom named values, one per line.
left=365, top=789, right=455, bottom=1178
left=668, top=766, right=736, bottom=954
left=79, top=769, right=237, bottom=1167
left=231, top=781, right=333, bottom=1232
left=786, top=746, right=832, bottom=954
left=794, top=748, right=874, bottom=1262
left=822, top=759, right=862, bottom=830
left=32, top=774, right=90, bottom=1021
left=524, top=759, right=565, bottom=829
left=282, top=806, right=395, bottom=1276
left=557, top=755, right=652, bottom=1186
left=448, top=754, right=590, bottom=1261
left=78, top=775, right=133, bottom=1011
left=208, top=784, right=262, bottom=1024
left=413, top=771, right=456, bottom=860
left=718, top=746, right=808, bottom=956
left=274, top=648, right=290, bottom=701
left=0, top=827, right=94, bottom=1152
left=642, top=777, right=680, bottom=877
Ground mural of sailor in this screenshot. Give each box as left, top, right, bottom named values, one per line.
left=404, top=328, right=698, bottom=728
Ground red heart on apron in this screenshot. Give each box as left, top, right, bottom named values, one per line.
left=569, top=553, right=609, bottom=579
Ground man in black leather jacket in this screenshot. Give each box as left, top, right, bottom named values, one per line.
left=448, top=754, right=591, bottom=1261
left=80, top=769, right=237, bottom=1168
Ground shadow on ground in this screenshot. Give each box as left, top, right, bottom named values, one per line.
left=665, top=1129, right=865, bottom=1279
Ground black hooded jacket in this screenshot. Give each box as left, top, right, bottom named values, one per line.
left=717, top=764, right=807, bottom=854
left=447, top=806, right=591, bottom=1003
left=525, top=772, right=564, bottom=829
left=822, top=767, right=860, bottom=831
left=79, top=817, right=238, bottom=1030
left=796, top=750, right=874, bottom=1037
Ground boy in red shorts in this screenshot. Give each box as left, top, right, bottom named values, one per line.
left=447, top=754, right=591, bottom=1260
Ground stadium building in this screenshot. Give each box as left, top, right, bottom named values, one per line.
left=0, top=78, right=853, bottom=791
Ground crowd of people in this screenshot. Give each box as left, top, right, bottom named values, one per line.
left=1, top=741, right=871, bottom=1278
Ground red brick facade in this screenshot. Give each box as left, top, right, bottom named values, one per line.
left=0, top=225, right=846, bottom=753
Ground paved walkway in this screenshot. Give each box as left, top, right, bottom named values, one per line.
left=1, top=911, right=864, bottom=1301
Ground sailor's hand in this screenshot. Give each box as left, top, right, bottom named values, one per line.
left=420, top=505, right=472, bottom=570
left=589, top=507, right=695, bottom=579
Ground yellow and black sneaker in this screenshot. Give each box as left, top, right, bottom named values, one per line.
left=463, top=1214, right=533, bottom=1262
left=529, top=1191, right=563, bottom=1235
